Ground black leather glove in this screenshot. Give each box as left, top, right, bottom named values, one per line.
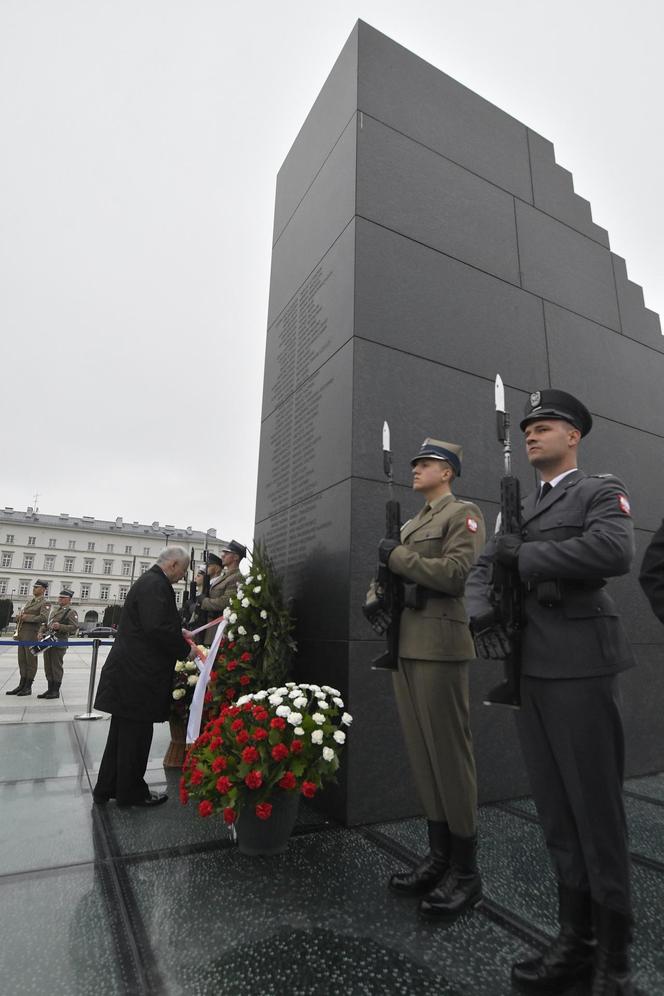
left=495, top=534, right=522, bottom=568
left=469, top=611, right=512, bottom=660
left=378, top=539, right=400, bottom=566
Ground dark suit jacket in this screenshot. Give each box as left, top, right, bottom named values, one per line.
left=639, top=518, right=664, bottom=624
left=95, top=565, right=191, bottom=722
left=466, top=470, right=635, bottom=678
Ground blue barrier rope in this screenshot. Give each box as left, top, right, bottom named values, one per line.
left=0, top=639, right=114, bottom=647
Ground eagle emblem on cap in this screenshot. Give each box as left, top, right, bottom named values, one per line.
left=529, top=391, right=541, bottom=408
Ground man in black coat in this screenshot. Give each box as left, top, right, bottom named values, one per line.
left=466, top=390, right=636, bottom=996
left=93, top=546, right=193, bottom=808
left=639, top=520, right=664, bottom=623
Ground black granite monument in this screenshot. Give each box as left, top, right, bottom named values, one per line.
left=255, top=21, right=664, bottom=825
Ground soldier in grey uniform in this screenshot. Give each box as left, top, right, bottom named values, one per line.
left=466, top=390, right=635, bottom=996
left=37, top=587, right=79, bottom=699
left=7, top=579, right=50, bottom=697
left=378, top=438, right=486, bottom=920
left=197, top=541, right=246, bottom=646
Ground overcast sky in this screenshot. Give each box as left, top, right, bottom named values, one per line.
left=2, top=0, right=661, bottom=547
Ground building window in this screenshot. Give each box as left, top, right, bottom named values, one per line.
left=87, top=542, right=95, bottom=551
left=0, top=579, right=7, bottom=595
left=1, top=552, right=13, bottom=568
left=23, top=554, right=35, bottom=569
left=103, top=560, right=113, bottom=575
left=140, top=562, right=149, bottom=575
left=100, top=585, right=110, bottom=601
left=48, top=538, right=56, bottom=548
left=80, top=584, right=90, bottom=600
left=5, top=534, right=14, bottom=544
left=106, top=543, right=114, bottom=553
left=143, top=547, right=150, bottom=556
left=68, top=540, right=76, bottom=550
left=19, top=580, right=30, bottom=596
left=83, top=559, right=94, bottom=574
left=27, top=536, right=36, bottom=546
left=121, top=561, right=131, bottom=576
left=44, top=555, right=56, bottom=571
left=119, top=586, right=128, bottom=600
left=64, top=557, right=75, bottom=573
left=124, top=545, right=132, bottom=554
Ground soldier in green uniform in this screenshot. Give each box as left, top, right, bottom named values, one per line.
left=37, top=587, right=79, bottom=699
left=466, top=390, right=635, bottom=996
left=378, top=438, right=486, bottom=920
left=7, top=579, right=50, bottom=696
left=197, top=541, right=246, bottom=646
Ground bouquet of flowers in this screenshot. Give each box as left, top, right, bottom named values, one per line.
left=170, top=647, right=206, bottom=721
left=180, top=681, right=352, bottom=823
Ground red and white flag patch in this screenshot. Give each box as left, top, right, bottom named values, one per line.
left=618, top=495, right=631, bottom=516
left=466, top=515, right=479, bottom=533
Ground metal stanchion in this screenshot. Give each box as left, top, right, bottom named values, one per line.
left=75, top=639, right=106, bottom=720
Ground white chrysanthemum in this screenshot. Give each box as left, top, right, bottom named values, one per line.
left=276, top=705, right=291, bottom=718
left=333, top=730, right=346, bottom=744
left=309, top=684, right=321, bottom=692
left=268, top=693, right=283, bottom=706
left=172, top=688, right=186, bottom=700
left=322, top=685, right=340, bottom=696
left=245, top=575, right=254, bottom=584
left=254, top=690, right=268, bottom=701
left=317, top=699, right=329, bottom=710
left=253, top=585, right=261, bottom=594
left=285, top=681, right=296, bottom=688
left=287, top=712, right=303, bottom=726
left=293, top=696, right=308, bottom=710
left=229, top=612, right=237, bottom=624
left=276, top=687, right=288, bottom=695
left=294, top=726, right=305, bottom=735
left=312, top=713, right=325, bottom=726
left=227, top=629, right=234, bottom=641
left=333, top=696, right=344, bottom=708
left=311, top=729, right=324, bottom=745
left=299, top=683, right=311, bottom=690
left=241, top=597, right=250, bottom=608
left=260, top=609, right=268, bottom=620
left=236, top=694, right=251, bottom=706
left=237, top=625, right=246, bottom=636
left=252, top=634, right=260, bottom=643
left=322, top=747, right=335, bottom=762
left=256, top=574, right=263, bottom=581
left=288, top=688, right=301, bottom=699
left=174, top=662, right=186, bottom=672
left=222, top=607, right=231, bottom=619
left=187, top=675, right=198, bottom=686
left=341, top=712, right=353, bottom=726
left=236, top=588, right=244, bottom=599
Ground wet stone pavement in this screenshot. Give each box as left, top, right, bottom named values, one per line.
left=0, top=653, right=662, bottom=995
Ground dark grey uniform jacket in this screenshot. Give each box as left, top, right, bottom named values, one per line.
left=466, top=470, right=636, bottom=679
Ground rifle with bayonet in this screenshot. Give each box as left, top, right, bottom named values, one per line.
left=470, top=375, right=523, bottom=708
left=363, top=421, right=402, bottom=671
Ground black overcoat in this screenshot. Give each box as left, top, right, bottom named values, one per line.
left=94, top=565, right=191, bottom=722
left=639, top=517, right=664, bottom=624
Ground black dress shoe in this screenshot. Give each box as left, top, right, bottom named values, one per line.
left=118, top=792, right=168, bottom=808
left=92, top=793, right=110, bottom=804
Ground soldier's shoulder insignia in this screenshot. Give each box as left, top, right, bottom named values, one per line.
left=592, top=473, right=614, bottom=479
left=466, top=515, right=479, bottom=533
left=618, top=495, right=631, bottom=516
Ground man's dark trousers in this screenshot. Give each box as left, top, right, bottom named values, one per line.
left=95, top=716, right=154, bottom=804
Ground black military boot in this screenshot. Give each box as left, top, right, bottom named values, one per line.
left=16, top=680, right=33, bottom=697
left=6, top=678, right=26, bottom=695
left=389, top=821, right=450, bottom=895
left=512, top=883, right=595, bottom=992
left=419, top=831, right=482, bottom=920
left=591, top=904, right=634, bottom=996
left=39, top=682, right=61, bottom=700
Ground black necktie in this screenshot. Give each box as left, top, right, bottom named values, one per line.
left=538, top=482, right=552, bottom=503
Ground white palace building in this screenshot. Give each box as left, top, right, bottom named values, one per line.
left=0, top=505, right=227, bottom=628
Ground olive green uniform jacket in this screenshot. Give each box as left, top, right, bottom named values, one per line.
left=389, top=493, right=486, bottom=661
left=199, top=568, right=243, bottom=644
left=15, top=595, right=50, bottom=641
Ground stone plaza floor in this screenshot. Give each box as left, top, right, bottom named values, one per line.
left=0, top=642, right=662, bottom=995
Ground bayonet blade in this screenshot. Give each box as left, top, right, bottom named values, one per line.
left=382, top=421, right=390, bottom=453
left=495, top=374, right=505, bottom=414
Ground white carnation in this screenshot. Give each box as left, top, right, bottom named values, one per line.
left=229, top=612, right=237, bottom=624
left=256, top=574, right=263, bottom=581
left=333, top=697, right=344, bottom=708
left=276, top=705, right=291, bottom=718
left=187, top=674, right=198, bottom=686
left=260, top=609, right=267, bottom=619
left=322, top=685, right=340, bottom=696
left=311, top=729, right=324, bottom=744
left=253, top=585, right=261, bottom=594
left=245, top=576, right=254, bottom=584
left=322, top=747, right=335, bottom=762
left=293, top=696, right=308, bottom=710
left=276, top=687, right=288, bottom=695
left=268, top=693, right=283, bottom=706
left=285, top=682, right=296, bottom=688
left=236, top=694, right=251, bottom=706
left=253, top=634, right=260, bottom=643
left=222, top=607, right=231, bottom=619
left=288, top=689, right=301, bottom=699
left=312, top=713, right=325, bottom=726
left=241, top=597, right=250, bottom=608
left=236, top=588, right=244, bottom=599
left=174, top=662, right=186, bottom=672
left=254, top=690, right=268, bottom=701
left=333, top=730, right=346, bottom=744
left=287, top=712, right=303, bottom=726
left=237, top=625, right=246, bottom=636
left=172, top=688, right=186, bottom=700
left=294, top=726, right=305, bottom=735
left=227, top=630, right=234, bottom=641
left=341, top=712, right=353, bottom=726
left=317, top=699, right=329, bottom=710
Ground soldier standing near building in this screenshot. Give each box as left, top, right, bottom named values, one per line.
left=377, top=438, right=486, bottom=920
left=37, top=586, right=79, bottom=699
left=197, top=541, right=245, bottom=645
left=6, top=579, right=50, bottom=697
left=466, top=390, right=635, bottom=996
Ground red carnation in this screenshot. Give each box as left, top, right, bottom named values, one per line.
left=226, top=688, right=236, bottom=700
left=252, top=706, right=268, bottom=722
left=223, top=807, right=237, bottom=824
left=215, top=775, right=232, bottom=794
left=209, top=670, right=218, bottom=682
left=290, top=739, right=303, bottom=753
left=179, top=787, right=189, bottom=805
left=278, top=771, right=297, bottom=790
left=227, top=641, right=236, bottom=650
left=239, top=675, right=250, bottom=686
left=245, top=770, right=263, bottom=789
left=301, top=781, right=317, bottom=798
left=210, top=736, right=222, bottom=752
left=190, top=769, right=204, bottom=786
left=242, top=702, right=253, bottom=712
left=198, top=800, right=214, bottom=818
left=252, top=727, right=268, bottom=741
left=240, top=652, right=252, bottom=662
left=226, top=661, right=238, bottom=672
left=271, top=743, right=289, bottom=762
left=236, top=729, right=249, bottom=745
left=255, top=802, right=273, bottom=821
left=230, top=718, right=244, bottom=732
left=270, top=717, right=286, bottom=730
left=211, top=756, right=227, bottom=773
left=241, top=746, right=259, bottom=764
left=204, top=691, right=213, bottom=704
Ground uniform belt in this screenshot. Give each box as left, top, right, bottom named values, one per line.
left=524, top=580, right=605, bottom=593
